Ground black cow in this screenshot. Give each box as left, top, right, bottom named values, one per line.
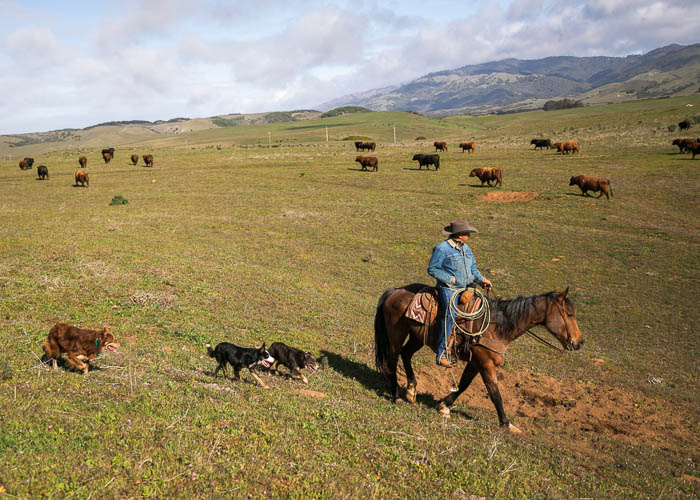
left=530, top=139, right=552, bottom=150
left=37, top=165, right=49, bottom=180
left=412, top=153, right=440, bottom=170
left=24, top=157, right=35, bottom=167
left=101, top=148, right=115, bottom=158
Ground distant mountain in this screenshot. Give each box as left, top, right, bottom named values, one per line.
left=319, top=43, right=700, bottom=115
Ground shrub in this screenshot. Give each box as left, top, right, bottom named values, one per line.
left=543, top=99, right=583, bottom=111
left=342, top=136, right=372, bottom=141
left=667, top=124, right=677, bottom=132
left=415, top=136, right=426, bottom=140
left=109, top=195, right=128, bottom=206
left=320, top=106, right=372, bottom=118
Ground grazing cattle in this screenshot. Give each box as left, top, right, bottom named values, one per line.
left=412, top=153, right=440, bottom=170
left=672, top=138, right=697, bottom=153
left=78, top=156, right=87, bottom=168
left=356, top=141, right=376, bottom=152
left=687, top=141, right=700, bottom=159
left=552, top=142, right=563, bottom=153
left=562, top=140, right=579, bottom=154
left=101, top=148, right=115, bottom=158
left=18, top=160, right=29, bottom=170
left=37, top=165, right=49, bottom=180
left=74, top=170, right=89, bottom=187
left=469, top=167, right=502, bottom=187
left=434, top=141, right=448, bottom=152
left=131, top=154, right=139, bottom=165
left=530, top=138, right=552, bottom=150
left=355, top=155, right=378, bottom=171
left=102, top=152, right=112, bottom=163
left=679, top=119, right=691, bottom=131
left=143, top=154, right=154, bottom=167
left=569, top=175, right=612, bottom=200
left=24, top=157, right=35, bottom=167
left=459, top=141, right=475, bottom=153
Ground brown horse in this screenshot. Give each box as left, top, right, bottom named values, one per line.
left=374, top=284, right=583, bottom=433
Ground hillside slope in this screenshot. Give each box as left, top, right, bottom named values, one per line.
left=320, top=43, right=700, bottom=114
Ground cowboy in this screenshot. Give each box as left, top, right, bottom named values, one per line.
left=428, top=219, right=492, bottom=367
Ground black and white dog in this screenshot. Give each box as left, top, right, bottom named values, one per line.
left=206, top=342, right=274, bottom=389
left=264, top=342, right=319, bottom=384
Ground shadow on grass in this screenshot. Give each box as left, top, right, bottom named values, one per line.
left=401, top=167, right=437, bottom=171
left=346, top=167, right=375, bottom=172
left=319, top=350, right=387, bottom=397
left=459, top=183, right=492, bottom=188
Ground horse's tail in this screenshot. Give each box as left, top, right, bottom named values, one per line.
left=374, top=288, right=395, bottom=378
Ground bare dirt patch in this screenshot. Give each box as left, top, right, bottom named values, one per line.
left=397, top=363, right=698, bottom=451
left=295, top=389, right=327, bottom=399
left=478, top=191, right=538, bottom=202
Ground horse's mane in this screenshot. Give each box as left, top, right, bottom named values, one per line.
left=487, top=292, right=557, bottom=335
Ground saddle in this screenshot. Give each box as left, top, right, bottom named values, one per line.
left=405, top=286, right=485, bottom=361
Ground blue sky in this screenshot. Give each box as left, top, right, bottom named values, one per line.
left=1, top=0, right=698, bottom=134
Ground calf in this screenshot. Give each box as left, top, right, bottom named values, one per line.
left=37, top=165, right=49, bottom=180
left=469, top=167, right=502, bottom=187
left=569, top=175, right=612, bottom=200
left=143, top=154, right=154, bottom=167
left=78, top=156, right=87, bottom=168
left=131, top=154, right=139, bottom=165
left=18, top=160, right=29, bottom=170
left=434, top=141, right=448, bottom=152
left=412, top=153, right=440, bottom=170
left=459, top=141, right=475, bottom=153
left=102, top=152, right=112, bottom=164
left=355, top=155, right=378, bottom=171
left=74, top=170, right=89, bottom=187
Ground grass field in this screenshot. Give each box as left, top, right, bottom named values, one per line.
left=1, top=96, right=699, bottom=498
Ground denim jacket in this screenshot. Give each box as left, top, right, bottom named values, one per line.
left=427, top=239, right=484, bottom=289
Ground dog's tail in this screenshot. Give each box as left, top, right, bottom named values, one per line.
left=206, top=344, right=215, bottom=357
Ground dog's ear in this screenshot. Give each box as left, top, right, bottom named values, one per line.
left=260, top=342, right=266, bottom=350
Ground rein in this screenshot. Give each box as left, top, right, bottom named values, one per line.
left=525, top=329, right=565, bottom=353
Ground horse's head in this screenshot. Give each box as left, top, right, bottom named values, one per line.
left=544, top=288, right=584, bottom=351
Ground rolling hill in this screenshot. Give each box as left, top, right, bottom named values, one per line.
left=320, top=43, right=700, bottom=115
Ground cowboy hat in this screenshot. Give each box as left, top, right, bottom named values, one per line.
left=442, top=219, right=479, bottom=236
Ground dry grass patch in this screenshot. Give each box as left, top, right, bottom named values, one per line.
left=128, top=291, right=178, bottom=309
left=477, top=191, right=538, bottom=202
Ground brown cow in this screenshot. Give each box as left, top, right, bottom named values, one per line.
left=143, top=154, right=154, bottom=167
left=355, top=155, right=378, bottom=171
left=459, top=141, right=475, bottom=153
left=672, top=138, right=697, bottom=153
left=552, top=142, right=563, bottom=153
left=74, top=170, right=89, bottom=187
left=687, top=141, right=700, bottom=159
left=434, top=141, right=448, bottom=152
left=469, top=167, right=502, bottom=187
left=18, top=160, right=29, bottom=170
left=563, top=140, right=579, bottom=154
left=131, top=154, right=139, bottom=165
left=102, top=152, right=112, bottom=164
left=78, top=156, right=87, bottom=168
left=569, top=175, right=612, bottom=199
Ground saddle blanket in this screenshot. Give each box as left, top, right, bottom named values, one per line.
left=406, top=290, right=435, bottom=324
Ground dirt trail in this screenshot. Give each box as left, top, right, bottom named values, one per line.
left=397, top=363, right=697, bottom=450
left=477, top=191, right=538, bottom=202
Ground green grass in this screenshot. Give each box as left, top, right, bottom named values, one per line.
left=0, top=96, right=699, bottom=498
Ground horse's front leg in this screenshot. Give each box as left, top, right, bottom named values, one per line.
left=481, top=363, right=522, bottom=435
left=438, top=361, right=479, bottom=417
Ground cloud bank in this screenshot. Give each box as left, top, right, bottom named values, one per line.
left=0, top=0, right=698, bottom=134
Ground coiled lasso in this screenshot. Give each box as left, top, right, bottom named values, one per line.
left=447, top=286, right=491, bottom=337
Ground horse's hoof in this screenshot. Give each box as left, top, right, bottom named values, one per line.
left=507, top=423, right=522, bottom=435
left=406, top=386, right=416, bottom=404
left=438, top=402, right=451, bottom=418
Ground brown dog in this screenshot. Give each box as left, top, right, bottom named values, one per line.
left=469, top=167, right=502, bottom=187
left=43, top=323, right=120, bottom=375
left=569, top=175, right=613, bottom=199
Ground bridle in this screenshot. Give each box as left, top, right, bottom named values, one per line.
left=525, top=295, right=572, bottom=354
